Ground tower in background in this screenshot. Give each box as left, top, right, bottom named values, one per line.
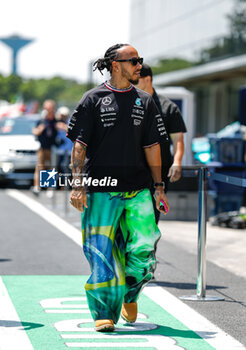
left=0, top=34, right=34, bottom=75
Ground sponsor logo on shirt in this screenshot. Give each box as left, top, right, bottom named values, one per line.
left=100, top=106, right=115, bottom=113
left=102, top=96, right=112, bottom=106
left=131, top=106, right=144, bottom=125
left=155, top=114, right=168, bottom=138
left=99, top=102, right=117, bottom=127
left=99, top=105, right=117, bottom=127
left=135, top=97, right=141, bottom=106
left=134, top=119, right=141, bottom=126
left=132, top=108, right=144, bottom=116
left=103, top=122, right=114, bottom=127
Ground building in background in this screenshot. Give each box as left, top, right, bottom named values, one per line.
left=154, top=55, right=246, bottom=135
left=129, top=0, right=246, bottom=136
left=130, top=0, right=233, bottom=63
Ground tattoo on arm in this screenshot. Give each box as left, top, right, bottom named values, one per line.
left=71, top=142, right=87, bottom=186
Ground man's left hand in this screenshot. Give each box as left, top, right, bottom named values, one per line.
left=168, top=164, right=182, bottom=182
left=154, top=187, right=169, bottom=215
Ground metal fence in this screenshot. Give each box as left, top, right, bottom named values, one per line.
left=181, top=166, right=246, bottom=301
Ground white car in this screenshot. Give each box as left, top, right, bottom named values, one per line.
left=0, top=114, right=40, bottom=186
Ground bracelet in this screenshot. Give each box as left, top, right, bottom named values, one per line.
left=154, top=182, right=165, bottom=189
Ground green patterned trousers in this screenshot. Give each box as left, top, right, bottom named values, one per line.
left=81, top=189, right=161, bottom=324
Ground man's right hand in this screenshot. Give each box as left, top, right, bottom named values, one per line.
left=70, top=187, right=88, bottom=212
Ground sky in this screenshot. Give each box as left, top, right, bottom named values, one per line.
left=0, top=0, right=131, bottom=84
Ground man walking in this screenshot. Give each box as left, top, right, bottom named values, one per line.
left=67, top=44, right=169, bottom=332
left=136, top=64, right=187, bottom=223
left=32, top=99, right=57, bottom=195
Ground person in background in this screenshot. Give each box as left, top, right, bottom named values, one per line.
left=135, top=63, right=187, bottom=223
left=55, top=106, right=73, bottom=174
left=32, top=99, right=57, bottom=195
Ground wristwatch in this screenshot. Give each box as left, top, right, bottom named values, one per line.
left=154, top=182, right=165, bottom=189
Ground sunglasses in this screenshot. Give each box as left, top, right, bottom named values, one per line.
left=115, top=57, right=143, bottom=66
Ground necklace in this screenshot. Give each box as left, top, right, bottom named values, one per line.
left=107, top=80, right=131, bottom=90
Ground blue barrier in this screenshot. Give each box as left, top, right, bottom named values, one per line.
left=208, top=171, right=246, bottom=187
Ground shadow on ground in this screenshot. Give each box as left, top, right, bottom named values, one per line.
left=151, top=281, right=227, bottom=291
left=0, top=320, right=44, bottom=330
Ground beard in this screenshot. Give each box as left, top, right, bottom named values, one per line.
left=130, top=77, right=140, bottom=85
left=121, top=65, right=139, bottom=85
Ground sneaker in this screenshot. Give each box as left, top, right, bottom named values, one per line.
left=121, top=302, right=137, bottom=323
left=31, top=186, right=40, bottom=197
left=46, top=190, right=54, bottom=198
left=95, top=319, right=114, bottom=332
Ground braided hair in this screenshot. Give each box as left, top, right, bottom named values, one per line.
left=93, top=43, right=129, bottom=75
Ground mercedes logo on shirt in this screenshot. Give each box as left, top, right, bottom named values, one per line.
left=102, top=97, right=112, bottom=106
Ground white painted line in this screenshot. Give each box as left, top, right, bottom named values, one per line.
left=64, top=335, right=181, bottom=349
left=40, top=296, right=88, bottom=308
left=144, top=286, right=245, bottom=350
left=61, top=331, right=183, bottom=350
left=55, top=319, right=154, bottom=333
left=0, top=277, right=34, bottom=350
left=45, top=310, right=91, bottom=314
left=7, top=189, right=82, bottom=247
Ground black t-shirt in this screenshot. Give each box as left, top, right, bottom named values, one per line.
left=67, top=82, right=168, bottom=192
left=152, top=90, right=187, bottom=178
left=36, top=118, right=57, bottom=149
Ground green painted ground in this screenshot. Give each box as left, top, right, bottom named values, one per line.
left=2, top=276, right=215, bottom=350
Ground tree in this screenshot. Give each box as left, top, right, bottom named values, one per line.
left=200, top=0, right=246, bottom=62
left=0, top=75, right=90, bottom=108
left=151, top=58, right=195, bottom=76
left=228, top=0, right=246, bottom=41
left=0, top=74, right=22, bottom=102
